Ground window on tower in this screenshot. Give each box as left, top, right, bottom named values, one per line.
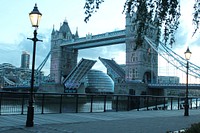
left=131, top=53, right=135, bottom=62
left=131, top=52, right=138, bottom=62
left=132, top=68, right=138, bottom=79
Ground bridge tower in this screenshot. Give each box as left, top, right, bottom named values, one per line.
left=50, top=20, right=79, bottom=84
left=125, top=12, right=159, bottom=84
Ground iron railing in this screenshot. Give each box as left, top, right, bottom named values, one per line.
left=0, top=92, right=199, bottom=115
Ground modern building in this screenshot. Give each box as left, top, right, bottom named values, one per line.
left=158, top=76, right=180, bottom=84
left=84, top=70, right=114, bottom=94
left=21, top=51, right=30, bottom=69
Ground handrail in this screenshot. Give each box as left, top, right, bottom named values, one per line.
left=0, top=91, right=199, bottom=115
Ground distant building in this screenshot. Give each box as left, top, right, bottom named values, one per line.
left=0, top=63, right=17, bottom=87
left=158, top=76, right=179, bottom=84
left=21, top=51, right=30, bottom=69
left=0, top=51, right=45, bottom=88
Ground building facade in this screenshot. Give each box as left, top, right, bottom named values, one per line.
left=21, top=51, right=30, bottom=69
left=84, top=70, right=114, bottom=94
left=0, top=51, right=45, bottom=88
left=125, top=11, right=159, bottom=84
left=158, top=76, right=180, bottom=84
left=50, top=20, right=78, bottom=84
left=50, top=13, right=159, bottom=85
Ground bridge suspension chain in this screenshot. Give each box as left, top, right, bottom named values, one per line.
left=145, top=36, right=200, bottom=79
left=36, top=51, right=51, bottom=72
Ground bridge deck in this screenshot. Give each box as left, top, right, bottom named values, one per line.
left=60, top=30, right=126, bottom=49
left=1, top=110, right=200, bottom=132
left=149, top=83, right=200, bottom=89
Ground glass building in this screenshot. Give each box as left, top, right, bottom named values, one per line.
left=84, top=70, right=114, bottom=94
left=21, top=51, right=30, bottom=69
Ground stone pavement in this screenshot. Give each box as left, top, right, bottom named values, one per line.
left=0, top=110, right=200, bottom=133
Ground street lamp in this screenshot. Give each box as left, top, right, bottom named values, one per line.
left=184, top=47, right=191, bottom=116
left=26, top=3, right=42, bottom=127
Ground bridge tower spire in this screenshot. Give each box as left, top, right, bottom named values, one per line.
left=50, top=20, right=78, bottom=84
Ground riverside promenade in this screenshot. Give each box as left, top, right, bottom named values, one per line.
left=0, top=110, right=200, bottom=133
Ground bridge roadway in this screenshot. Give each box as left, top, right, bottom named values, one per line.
left=149, top=83, right=200, bottom=89
left=1, top=110, right=200, bottom=133
left=60, top=30, right=126, bottom=49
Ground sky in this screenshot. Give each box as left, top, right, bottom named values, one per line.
left=0, top=0, right=126, bottom=74
left=0, top=0, right=200, bottom=83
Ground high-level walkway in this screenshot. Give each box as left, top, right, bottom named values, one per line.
left=1, top=110, right=200, bottom=133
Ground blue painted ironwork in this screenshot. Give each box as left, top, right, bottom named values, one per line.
left=63, top=58, right=96, bottom=92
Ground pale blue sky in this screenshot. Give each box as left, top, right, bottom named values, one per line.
left=0, top=0, right=126, bottom=73
left=0, top=0, right=200, bottom=83
left=0, top=0, right=125, bottom=43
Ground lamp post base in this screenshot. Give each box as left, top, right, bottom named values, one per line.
left=26, top=106, right=34, bottom=127
left=184, top=104, right=189, bottom=116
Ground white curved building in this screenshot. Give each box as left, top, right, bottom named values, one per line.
left=84, top=70, right=114, bottom=94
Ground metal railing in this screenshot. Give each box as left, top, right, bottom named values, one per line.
left=0, top=91, right=199, bottom=115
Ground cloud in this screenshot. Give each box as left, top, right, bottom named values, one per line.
left=0, top=26, right=126, bottom=75
left=0, top=43, right=21, bottom=66
left=174, top=25, right=189, bottom=47
left=0, top=29, right=51, bottom=75
left=17, top=29, right=51, bottom=67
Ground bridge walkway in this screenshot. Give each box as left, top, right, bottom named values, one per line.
left=0, top=110, right=200, bottom=133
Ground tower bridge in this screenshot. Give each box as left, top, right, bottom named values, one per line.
left=49, top=12, right=200, bottom=95
left=2, top=14, right=200, bottom=95
left=51, top=12, right=158, bottom=87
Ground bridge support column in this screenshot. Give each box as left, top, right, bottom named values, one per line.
left=50, top=44, right=78, bottom=84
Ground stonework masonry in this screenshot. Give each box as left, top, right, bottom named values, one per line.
left=50, top=12, right=159, bottom=94
left=50, top=21, right=78, bottom=84
left=125, top=12, right=158, bottom=84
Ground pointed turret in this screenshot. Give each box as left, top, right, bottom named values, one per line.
left=126, top=11, right=131, bottom=26
left=75, top=27, right=79, bottom=38
left=59, top=19, right=73, bottom=40
left=51, top=24, right=55, bottom=35
left=59, top=19, right=71, bottom=33
left=154, top=12, right=159, bottom=25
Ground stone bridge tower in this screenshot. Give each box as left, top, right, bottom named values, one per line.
left=50, top=20, right=79, bottom=84
left=125, top=12, right=159, bottom=84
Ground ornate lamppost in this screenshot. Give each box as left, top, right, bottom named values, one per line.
left=184, top=47, right=191, bottom=116
left=26, top=4, right=42, bottom=127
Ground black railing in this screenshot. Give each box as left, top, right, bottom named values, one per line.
left=0, top=92, right=199, bottom=115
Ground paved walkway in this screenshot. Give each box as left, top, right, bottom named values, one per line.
left=0, top=110, right=200, bottom=133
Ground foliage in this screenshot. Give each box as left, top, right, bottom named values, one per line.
left=124, top=0, right=181, bottom=48
left=84, top=0, right=104, bottom=23
left=84, top=0, right=200, bottom=49
left=192, top=0, right=200, bottom=37
left=184, top=122, right=200, bottom=133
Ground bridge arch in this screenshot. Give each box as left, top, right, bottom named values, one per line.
left=143, top=70, right=157, bottom=84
